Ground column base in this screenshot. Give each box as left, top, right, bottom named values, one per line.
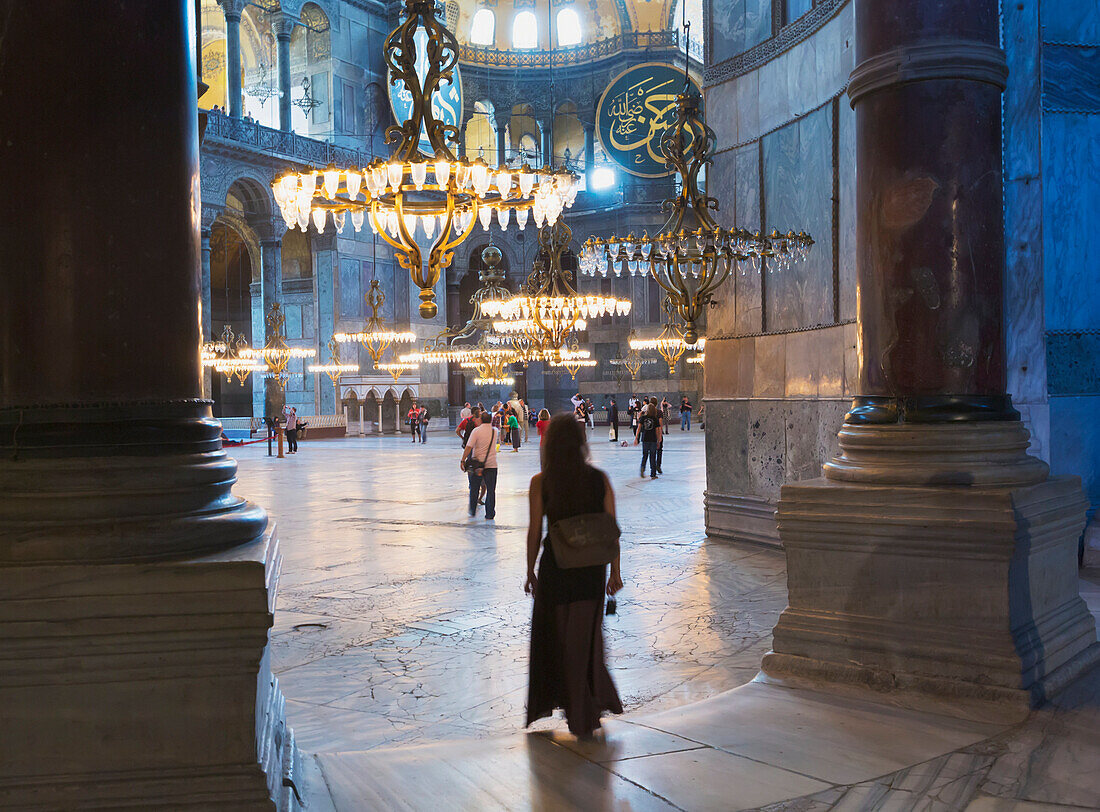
left=0, top=528, right=299, bottom=810
left=763, top=464, right=1100, bottom=713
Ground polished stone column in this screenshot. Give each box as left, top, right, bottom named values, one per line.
left=844, top=0, right=1012, bottom=424
left=496, top=124, right=508, bottom=168
left=763, top=0, right=1099, bottom=712
left=273, top=12, right=296, bottom=131
left=583, top=122, right=595, bottom=185
left=0, top=2, right=294, bottom=805
left=220, top=0, right=246, bottom=118
left=260, top=234, right=286, bottom=420
left=541, top=119, right=553, bottom=165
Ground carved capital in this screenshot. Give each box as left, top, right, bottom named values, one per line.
left=217, top=0, right=248, bottom=21
left=271, top=11, right=298, bottom=40
left=201, top=204, right=223, bottom=230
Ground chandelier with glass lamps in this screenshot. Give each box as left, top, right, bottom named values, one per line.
left=271, top=0, right=578, bottom=319
left=481, top=218, right=630, bottom=353
left=376, top=360, right=420, bottom=382
left=578, top=15, right=812, bottom=345
left=548, top=337, right=597, bottom=381
left=203, top=324, right=266, bottom=383
left=309, top=337, right=359, bottom=384
left=333, top=279, right=417, bottom=364
left=629, top=297, right=708, bottom=374
left=261, top=303, right=316, bottom=388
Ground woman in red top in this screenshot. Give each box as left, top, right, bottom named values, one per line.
left=536, top=409, right=551, bottom=443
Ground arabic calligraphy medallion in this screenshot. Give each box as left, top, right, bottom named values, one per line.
left=595, top=62, right=702, bottom=178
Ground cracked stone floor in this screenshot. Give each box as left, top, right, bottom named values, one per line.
left=233, top=430, right=787, bottom=754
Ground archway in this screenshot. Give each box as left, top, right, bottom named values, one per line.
left=381, top=390, right=397, bottom=433
left=465, top=100, right=496, bottom=162
left=398, top=389, right=414, bottom=436
left=341, top=390, right=360, bottom=429
left=209, top=220, right=255, bottom=418
left=364, top=391, right=380, bottom=434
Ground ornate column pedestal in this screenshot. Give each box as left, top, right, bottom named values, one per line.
left=762, top=0, right=1098, bottom=713
left=0, top=2, right=296, bottom=806
left=763, top=423, right=1099, bottom=713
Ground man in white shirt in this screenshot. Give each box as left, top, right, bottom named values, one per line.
left=459, top=402, right=472, bottom=421
left=460, top=412, right=499, bottom=519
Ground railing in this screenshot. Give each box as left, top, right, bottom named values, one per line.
left=204, top=110, right=369, bottom=167
left=298, top=414, right=347, bottom=429
left=459, top=30, right=680, bottom=69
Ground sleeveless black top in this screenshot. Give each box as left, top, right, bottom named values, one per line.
left=538, top=466, right=608, bottom=605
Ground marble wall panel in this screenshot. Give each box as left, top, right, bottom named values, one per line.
left=842, top=321, right=858, bottom=397
left=783, top=400, right=822, bottom=483
left=738, top=337, right=756, bottom=396
left=705, top=338, right=741, bottom=398
left=708, top=151, right=741, bottom=334
left=709, top=0, right=772, bottom=67
left=816, top=325, right=843, bottom=397
left=1040, top=4, right=1100, bottom=43
left=763, top=105, right=834, bottom=331
left=708, top=83, right=741, bottom=150
left=1043, top=46, right=1100, bottom=114
left=1042, top=113, right=1100, bottom=331
left=1046, top=333, right=1100, bottom=396
left=704, top=400, right=754, bottom=496
left=285, top=303, right=303, bottom=339
left=1050, top=396, right=1100, bottom=509
left=734, top=144, right=763, bottom=334
left=735, top=69, right=760, bottom=147
left=747, top=400, right=787, bottom=499
left=837, top=97, right=856, bottom=322
left=753, top=333, right=786, bottom=397
left=302, top=301, right=315, bottom=340
left=784, top=330, right=819, bottom=398
left=338, top=258, right=362, bottom=321
left=758, top=52, right=792, bottom=135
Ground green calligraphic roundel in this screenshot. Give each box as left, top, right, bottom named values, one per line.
left=596, top=62, right=703, bottom=178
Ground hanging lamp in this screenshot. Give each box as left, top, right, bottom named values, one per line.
left=579, top=10, right=813, bottom=345
left=333, top=279, right=417, bottom=364
left=309, top=337, right=360, bottom=384
left=272, top=0, right=578, bottom=319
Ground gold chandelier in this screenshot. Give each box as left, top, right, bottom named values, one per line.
left=309, top=337, right=359, bottom=384
left=203, top=324, right=265, bottom=383
left=579, top=15, right=811, bottom=344
left=548, top=337, right=597, bottom=381
left=376, top=360, right=420, bottom=382
left=481, top=218, right=630, bottom=353
left=261, top=303, right=316, bottom=388
left=334, top=279, right=417, bottom=364
left=271, top=0, right=578, bottom=319
left=629, top=298, right=708, bottom=374
left=687, top=353, right=705, bottom=365
left=609, top=332, right=656, bottom=382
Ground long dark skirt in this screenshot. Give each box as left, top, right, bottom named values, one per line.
left=526, top=541, right=623, bottom=736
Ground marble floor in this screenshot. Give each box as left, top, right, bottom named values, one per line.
left=233, top=429, right=788, bottom=753
left=232, top=430, right=1100, bottom=811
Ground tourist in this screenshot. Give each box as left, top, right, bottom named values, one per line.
left=525, top=413, right=623, bottom=738
left=407, top=402, right=420, bottom=443
left=680, top=396, right=693, bottom=431
left=283, top=405, right=298, bottom=454
left=573, top=398, right=587, bottom=433
left=460, top=402, right=472, bottom=422
left=657, top=398, right=668, bottom=474
left=602, top=393, right=620, bottom=440
left=536, top=408, right=551, bottom=443
left=508, top=391, right=528, bottom=443
left=635, top=402, right=661, bottom=479
left=460, top=411, right=498, bottom=520
left=456, top=409, right=478, bottom=447
left=491, top=402, right=503, bottom=451
left=698, top=401, right=706, bottom=430
left=507, top=408, right=522, bottom=452
left=418, top=404, right=429, bottom=443
left=585, top=398, right=595, bottom=429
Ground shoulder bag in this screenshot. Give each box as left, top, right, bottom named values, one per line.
left=548, top=512, right=621, bottom=569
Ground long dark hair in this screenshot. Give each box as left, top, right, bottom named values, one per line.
left=541, top=412, right=592, bottom=511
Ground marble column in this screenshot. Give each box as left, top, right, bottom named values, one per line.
left=583, top=122, right=595, bottom=184
left=541, top=118, right=553, bottom=165
left=273, top=12, right=296, bottom=132
left=260, top=232, right=286, bottom=420
left=200, top=223, right=214, bottom=399
left=220, top=0, right=246, bottom=119
left=0, top=2, right=296, bottom=806
left=496, top=124, right=508, bottom=168
left=763, top=0, right=1099, bottom=713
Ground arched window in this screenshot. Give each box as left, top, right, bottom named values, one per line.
left=512, top=10, right=538, bottom=49
left=470, top=8, right=495, bottom=45
left=556, top=8, right=582, bottom=46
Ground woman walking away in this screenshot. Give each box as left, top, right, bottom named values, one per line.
left=635, top=402, right=661, bottom=479
left=536, top=408, right=551, bottom=443
left=525, top=414, right=623, bottom=738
